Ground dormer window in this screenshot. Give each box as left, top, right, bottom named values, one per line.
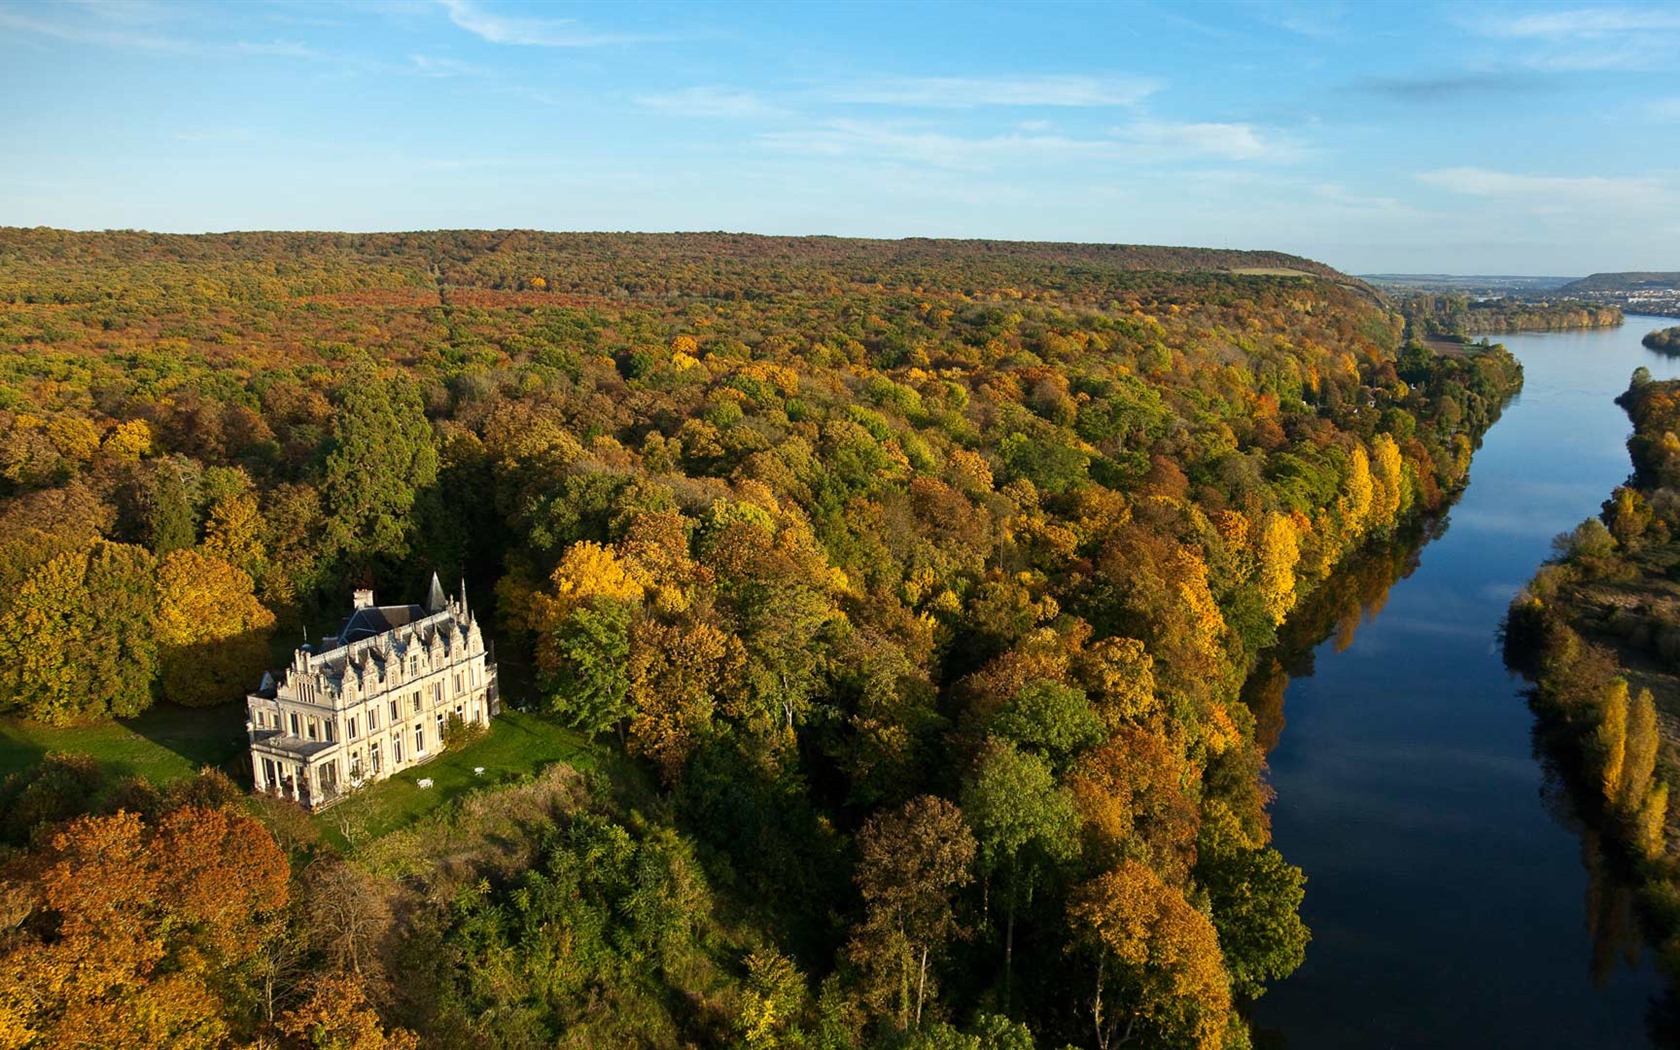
left=410, top=656, right=419, bottom=676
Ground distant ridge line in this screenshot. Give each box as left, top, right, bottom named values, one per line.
left=0, top=225, right=1368, bottom=287
left=1559, top=272, right=1680, bottom=294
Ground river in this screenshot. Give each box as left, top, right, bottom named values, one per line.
left=1249, top=317, right=1680, bottom=1049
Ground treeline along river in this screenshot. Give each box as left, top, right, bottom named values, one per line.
left=1249, top=318, right=1680, bottom=1048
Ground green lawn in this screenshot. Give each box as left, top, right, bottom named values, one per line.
left=0, top=703, right=247, bottom=783
left=0, top=700, right=599, bottom=848
left=321, top=708, right=599, bottom=843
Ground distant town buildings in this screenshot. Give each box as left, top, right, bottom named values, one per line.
left=246, top=575, right=497, bottom=810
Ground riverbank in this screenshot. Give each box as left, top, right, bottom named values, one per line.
left=1506, top=368, right=1680, bottom=987
left=1251, top=318, right=1680, bottom=1048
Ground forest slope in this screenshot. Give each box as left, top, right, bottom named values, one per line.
left=0, top=229, right=1516, bottom=1050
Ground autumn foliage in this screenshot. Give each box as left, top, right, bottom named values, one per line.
left=0, top=228, right=1524, bottom=1048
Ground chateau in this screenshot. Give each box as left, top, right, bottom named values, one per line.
left=247, top=575, right=498, bottom=809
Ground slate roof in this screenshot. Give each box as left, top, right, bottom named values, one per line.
left=321, top=572, right=458, bottom=650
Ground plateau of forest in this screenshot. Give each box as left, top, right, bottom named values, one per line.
left=0, top=228, right=1522, bottom=1050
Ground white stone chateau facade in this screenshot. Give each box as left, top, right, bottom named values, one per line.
left=247, top=575, right=498, bottom=810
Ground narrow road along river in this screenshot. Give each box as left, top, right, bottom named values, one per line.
left=1250, top=317, right=1680, bottom=1049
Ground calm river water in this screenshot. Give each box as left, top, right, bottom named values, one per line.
left=1250, top=317, right=1680, bottom=1049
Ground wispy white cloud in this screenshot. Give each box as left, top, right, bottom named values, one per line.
left=1118, top=121, right=1281, bottom=161
left=172, top=128, right=259, bottom=143
left=410, top=53, right=487, bottom=78
left=827, top=74, right=1160, bottom=109
left=1485, top=7, right=1680, bottom=38
left=1254, top=0, right=1350, bottom=40
left=0, top=5, right=315, bottom=56
left=1417, top=166, right=1670, bottom=206
left=760, top=120, right=1116, bottom=171
left=636, top=86, right=785, bottom=119
left=759, top=117, right=1291, bottom=171
left=1468, top=6, right=1680, bottom=70
left=1416, top=168, right=1678, bottom=224
left=439, top=0, right=655, bottom=47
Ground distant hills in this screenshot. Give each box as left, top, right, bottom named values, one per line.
left=1362, top=274, right=1576, bottom=295
left=1363, top=271, right=1680, bottom=319
left=1559, top=272, right=1680, bottom=294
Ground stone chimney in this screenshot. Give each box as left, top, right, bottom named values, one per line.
left=353, top=588, right=375, bottom=610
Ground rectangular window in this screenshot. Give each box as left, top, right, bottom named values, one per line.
left=262, top=757, right=277, bottom=787
left=371, top=741, right=381, bottom=774
left=368, top=707, right=378, bottom=731
left=290, top=712, right=300, bottom=736
left=415, top=725, right=425, bottom=754
left=413, top=692, right=421, bottom=713
left=348, top=716, right=358, bottom=740
left=305, top=719, right=318, bottom=741
left=389, top=699, right=398, bottom=722
left=350, top=752, right=362, bottom=779
left=324, top=720, right=335, bottom=743
left=394, top=737, right=403, bottom=763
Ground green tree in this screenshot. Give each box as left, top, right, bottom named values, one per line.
left=990, top=678, right=1104, bottom=770
left=147, top=459, right=197, bottom=556
left=1193, top=801, right=1309, bottom=999
left=846, top=795, right=977, bottom=1033
left=321, top=366, right=438, bottom=568
left=544, top=597, right=635, bottom=737
left=961, top=739, right=1078, bottom=999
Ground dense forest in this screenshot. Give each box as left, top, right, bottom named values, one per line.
left=1506, top=368, right=1680, bottom=985
left=1400, top=292, right=1622, bottom=340
left=0, top=228, right=1521, bottom=1049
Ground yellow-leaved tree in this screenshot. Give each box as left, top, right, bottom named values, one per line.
left=1067, top=860, right=1235, bottom=1050
left=527, top=540, right=647, bottom=682
left=1597, top=678, right=1630, bottom=809
left=1256, top=511, right=1302, bottom=626
left=155, top=549, right=277, bottom=708
left=1370, top=434, right=1407, bottom=530
left=0, top=541, right=158, bottom=724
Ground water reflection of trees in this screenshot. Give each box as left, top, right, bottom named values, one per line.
left=1248, top=518, right=1680, bottom=1043
left=1242, top=526, right=1433, bottom=752
left=1534, top=719, right=1680, bottom=1046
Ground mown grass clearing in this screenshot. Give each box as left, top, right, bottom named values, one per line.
left=0, top=703, right=246, bottom=784
left=318, top=708, right=600, bottom=844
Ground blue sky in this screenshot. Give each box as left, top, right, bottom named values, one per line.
left=1, top=0, right=1677, bottom=275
